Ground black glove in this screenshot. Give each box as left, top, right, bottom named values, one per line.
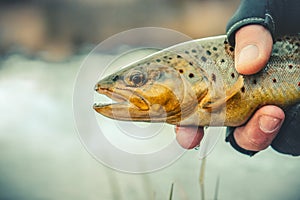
left=226, top=0, right=300, bottom=45
left=225, top=0, right=300, bottom=156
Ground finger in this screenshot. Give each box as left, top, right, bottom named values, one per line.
left=235, top=25, right=273, bottom=75
left=175, top=126, right=204, bottom=149
left=234, top=105, right=285, bottom=151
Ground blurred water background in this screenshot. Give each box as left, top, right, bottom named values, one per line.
left=1, top=0, right=300, bottom=199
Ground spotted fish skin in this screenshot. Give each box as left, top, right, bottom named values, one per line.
left=94, top=35, right=300, bottom=127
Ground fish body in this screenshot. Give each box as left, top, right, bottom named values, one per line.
left=94, top=35, right=300, bottom=127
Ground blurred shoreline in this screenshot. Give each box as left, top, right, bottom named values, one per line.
left=0, top=0, right=238, bottom=61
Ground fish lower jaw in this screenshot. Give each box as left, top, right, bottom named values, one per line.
left=93, top=101, right=129, bottom=109
left=93, top=102, right=130, bottom=119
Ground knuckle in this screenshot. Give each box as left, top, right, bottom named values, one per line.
left=247, top=134, right=272, bottom=150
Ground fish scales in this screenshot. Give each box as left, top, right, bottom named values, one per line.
left=94, top=35, right=300, bottom=127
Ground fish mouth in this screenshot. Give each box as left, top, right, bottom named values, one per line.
left=94, top=87, right=129, bottom=107
left=93, top=86, right=150, bottom=120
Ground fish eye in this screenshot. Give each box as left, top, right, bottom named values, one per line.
left=127, top=70, right=147, bottom=87
left=131, top=74, right=142, bottom=84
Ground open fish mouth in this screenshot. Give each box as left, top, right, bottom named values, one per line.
left=93, top=87, right=129, bottom=108
left=93, top=86, right=151, bottom=120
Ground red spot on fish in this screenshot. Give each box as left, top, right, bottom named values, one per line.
left=298, top=82, right=300, bottom=87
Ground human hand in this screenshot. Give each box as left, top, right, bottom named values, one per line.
left=228, top=25, right=285, bottom=152
left=175, top=25, right=285, bottom=153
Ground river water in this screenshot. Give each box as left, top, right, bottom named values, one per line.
left=1, top=54, right=300, bottom=200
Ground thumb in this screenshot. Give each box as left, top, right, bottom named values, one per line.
left=233, top=106, right=285, bottom=151
left=235, top=25, right=273, bottom=75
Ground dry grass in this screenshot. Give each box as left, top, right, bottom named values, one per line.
left=169, top=183, right=174, bottom=200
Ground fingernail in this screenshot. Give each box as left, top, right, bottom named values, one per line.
left=237, top=45, right=259, bottom=66
left=259, top=115, right=282, bottom=133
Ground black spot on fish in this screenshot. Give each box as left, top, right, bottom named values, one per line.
left=220, top=59, right=225, bottom=63
left=224, top=40, right=228, bottom=44
left=179, top=69, right=184, bottom=73
left=185, top=51, right=189, bottom=54
left=288, top=64, right=293, bottom=69
left=231, top=73, right=235, bottom=78
left=211, top=73, right=216, bottom=82
left=189, top=62, right=193, bottom=66
left=273, top=49, right=279, bottom=54
left=192, top=49, right=197, bottom=53
left=201, top=56, right=207, bottom=62
left=156, top=59, right=161, bottom=63
left=112, top=75, right=119, bottom=81
left=241, top=86, right=245, bottom=93
left=169, top=57, right=173, bottom=60
left=229, top=47, right=234, bottom=52
left=189, top=73, right=194, bottom=78
left=147, top=62, right=150, bottom=65
left=177, top=55, right=182, bottom=59
left=273, top=78, right=277, bottom=83
left=213, top=47, right=218, bottom=51
left=206, top=50, right=211, bottom=56
left=253, top=79, right=257, bottom=84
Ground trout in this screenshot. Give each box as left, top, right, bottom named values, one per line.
left=93, top=35, right=300, bottom=127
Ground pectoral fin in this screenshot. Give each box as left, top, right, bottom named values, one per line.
left=200, top=76, right=244, bottom=111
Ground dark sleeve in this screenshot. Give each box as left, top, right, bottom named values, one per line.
left=226, top=0, right=300, bottom=46
left=271, top=103, right=300, bottom=156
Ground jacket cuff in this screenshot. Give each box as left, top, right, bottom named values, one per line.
left=226, top=0, right=275, bottom=46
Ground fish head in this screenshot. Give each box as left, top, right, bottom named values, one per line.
left=94, top=51, right=210, bottom=124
